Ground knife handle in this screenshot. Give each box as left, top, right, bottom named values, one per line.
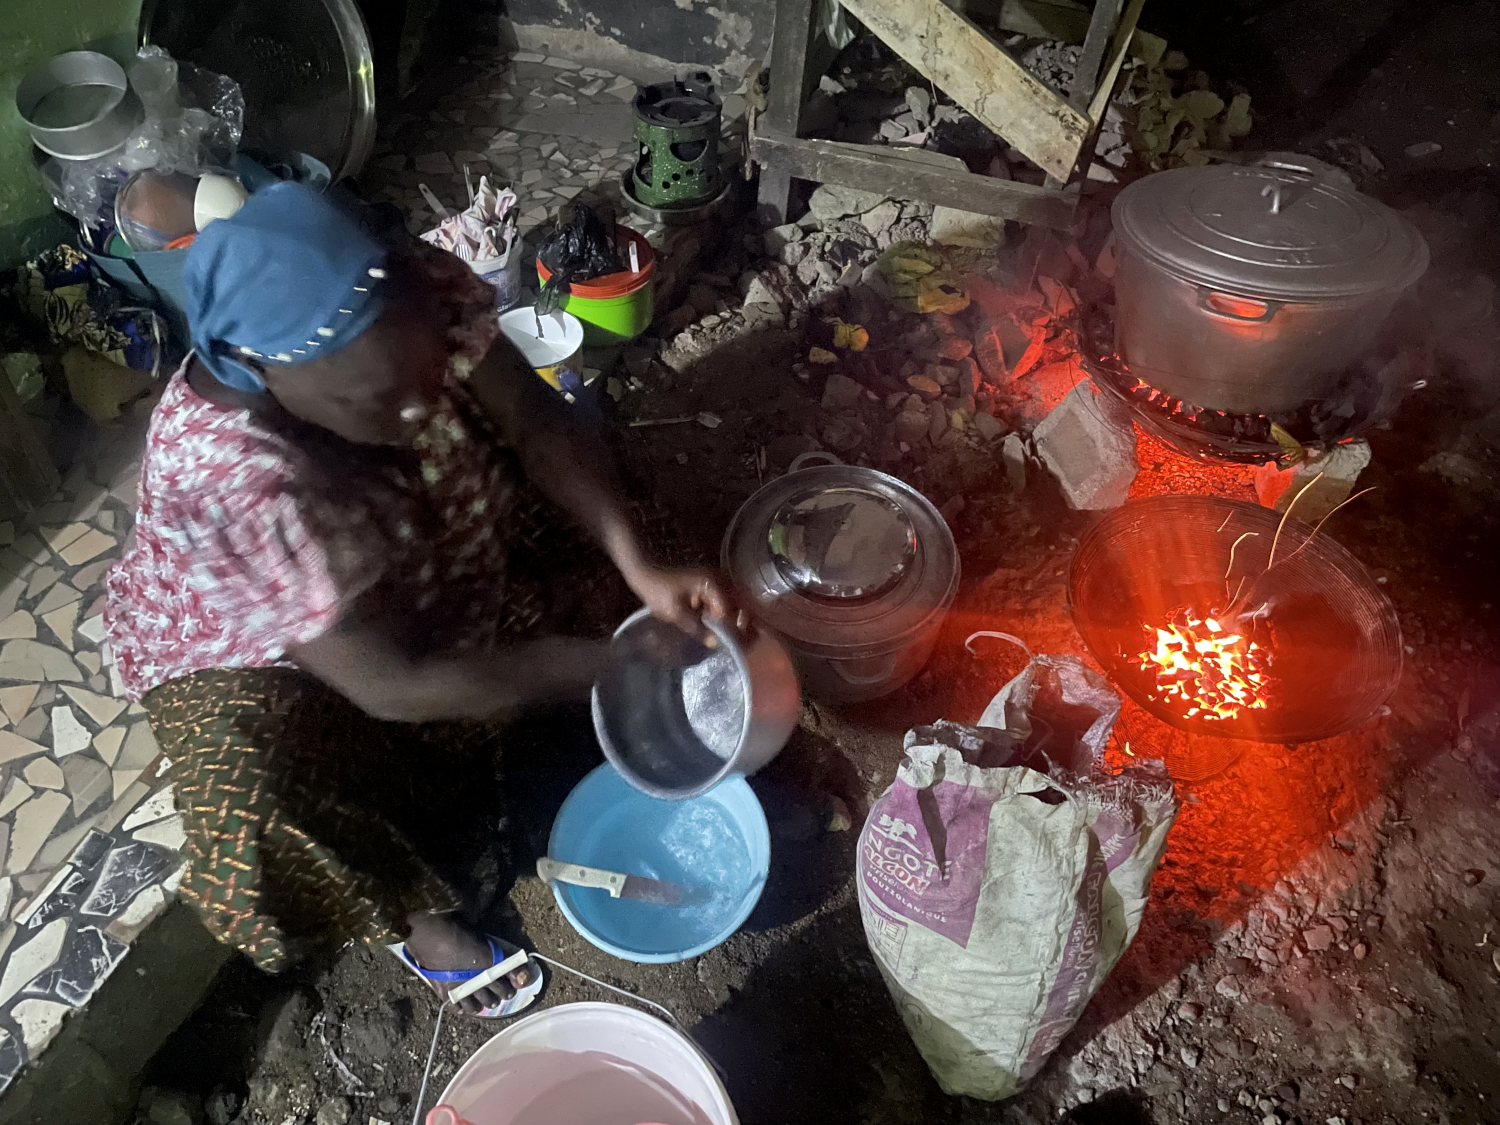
left=536, top=857, right=626, bottom=897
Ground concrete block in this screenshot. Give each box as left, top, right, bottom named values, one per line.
left=1034, top=384, right=1137, bottom=509
left=931, top=206, right=1009, bottom=249
left=1253, top=439, right=1372, bottom=522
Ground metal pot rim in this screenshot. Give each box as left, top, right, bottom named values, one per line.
left=1112, top=165, right=1429, bottom=302
left=594, top=607, right=750, bottom=799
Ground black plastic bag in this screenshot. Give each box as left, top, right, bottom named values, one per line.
left=536, top=203, right=623, bottom=312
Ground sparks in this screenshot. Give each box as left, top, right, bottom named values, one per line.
left=1135, top=608, right=1273, bottom=722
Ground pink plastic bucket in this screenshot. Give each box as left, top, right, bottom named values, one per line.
left=429, top=1002, right=736, bottom=1125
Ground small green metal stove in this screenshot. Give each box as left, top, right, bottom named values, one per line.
left=631, top=72, right=723, bottom=209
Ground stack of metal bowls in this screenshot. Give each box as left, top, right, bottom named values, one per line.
left=15, top=51, right=143, bottom=163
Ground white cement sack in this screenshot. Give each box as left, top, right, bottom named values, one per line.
left=856, top=649, right=1177, bottom=1099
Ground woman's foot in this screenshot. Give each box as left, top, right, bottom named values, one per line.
left=403, top=912, right=535, bottom=1015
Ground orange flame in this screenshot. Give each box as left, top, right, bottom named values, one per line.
left=1135, top=610, right=1272, bottom=723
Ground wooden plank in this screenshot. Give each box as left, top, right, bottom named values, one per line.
left=998, top=0, right=1091, bottom=43
left=757, top=0, right=818, bottom=225
left=999, top=0, right=1165, bottom=66
left=752, top=132, right=1079, bottom=228
left=1087, top=0, right=1147, bottom=125
left=837, top=0, right=1092, bottom=180
left=763, top=0, right=816, bottom=134
left=1070, top=0, right=1124, bottom=110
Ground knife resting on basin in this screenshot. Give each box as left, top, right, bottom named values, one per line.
left=537, top=857, right=686, bottom=906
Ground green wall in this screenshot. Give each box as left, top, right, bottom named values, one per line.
left=0, top=0, right=140, bottom=266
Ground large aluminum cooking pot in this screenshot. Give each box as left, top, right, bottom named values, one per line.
left=1111, top=162, right=1429, bottom=415
left=723, top=453, right=959, bottom=703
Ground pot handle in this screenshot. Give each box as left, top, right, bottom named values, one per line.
left=831, top=653, right=899, bottom=685
left=787, top=450, right=843, bottom=474
left=1196, top=287, right=1282, bottom=324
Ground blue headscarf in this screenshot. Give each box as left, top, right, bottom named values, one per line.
left=183, top=182, right=388, bottom=393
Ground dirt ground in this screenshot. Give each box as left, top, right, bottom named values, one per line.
left=136, top=7, right=1500, bottom=1125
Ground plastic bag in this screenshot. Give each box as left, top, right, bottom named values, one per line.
left=856, top=638, right=1177, bottom=1100
left=119, top=46, right=243, bottom=175
left=57, top=46, right=244, bottom=229
left=536, top=203, right=623, bottom=313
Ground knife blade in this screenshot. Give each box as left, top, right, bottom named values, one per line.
left=537, top=857, right=686, bottom=906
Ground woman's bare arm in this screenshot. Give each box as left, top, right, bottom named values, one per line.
left=288, top=614, right=606, bottom=722
left=465, top=337, right=731, bottom=633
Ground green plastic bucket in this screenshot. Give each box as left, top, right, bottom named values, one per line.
left=536, top=226, right=656, bottom=345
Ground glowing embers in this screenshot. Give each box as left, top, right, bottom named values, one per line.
left=1136, top=607, right=1273, bottom=723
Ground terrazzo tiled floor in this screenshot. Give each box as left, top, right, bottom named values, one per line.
left=0, top=405, right=184, bottom=1092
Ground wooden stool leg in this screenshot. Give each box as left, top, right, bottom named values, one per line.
left=756, top=0, right=817, bottom=228
left=757, top=168, right=794, bottom=227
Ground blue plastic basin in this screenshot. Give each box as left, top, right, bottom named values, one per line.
left=546, top=764, right=770, bottom=963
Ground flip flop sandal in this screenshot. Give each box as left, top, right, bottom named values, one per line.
left=388, top=935, right=544, bottom=1019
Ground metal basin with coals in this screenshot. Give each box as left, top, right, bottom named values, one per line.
left=1068, top=495, right=1401, bottom=743
left=724, top=453, right=959, bottom=703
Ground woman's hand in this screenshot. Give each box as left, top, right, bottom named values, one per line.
left=624, top=564, right=736, bottom=640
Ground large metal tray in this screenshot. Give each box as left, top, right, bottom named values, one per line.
left=139, top=0, right=375, bottom=181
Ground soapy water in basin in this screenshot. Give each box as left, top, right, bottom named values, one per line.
left=567, top=794, right=754, bottom=955
left=679, top=648, right=746, bottom=760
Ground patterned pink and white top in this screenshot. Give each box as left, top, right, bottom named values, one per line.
left=105, top=243, right=520, bottom=701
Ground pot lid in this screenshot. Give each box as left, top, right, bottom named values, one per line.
left=139, top=0, right=375, bottom=181
left=1112, top=164, right=1429, bottom=301
left=723, top=462, right=959, bottom=657
left=768, top=487, right=916, bottom=599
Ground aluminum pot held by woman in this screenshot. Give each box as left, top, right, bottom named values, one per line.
left=593, top=607, right=800, bottom=800
left=723, top=453, right=960, bottom=703
left=1111, top=162, right=1429, bottom=415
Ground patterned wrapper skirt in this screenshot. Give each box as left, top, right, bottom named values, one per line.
left=143, top=667, right=512, bottom=971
